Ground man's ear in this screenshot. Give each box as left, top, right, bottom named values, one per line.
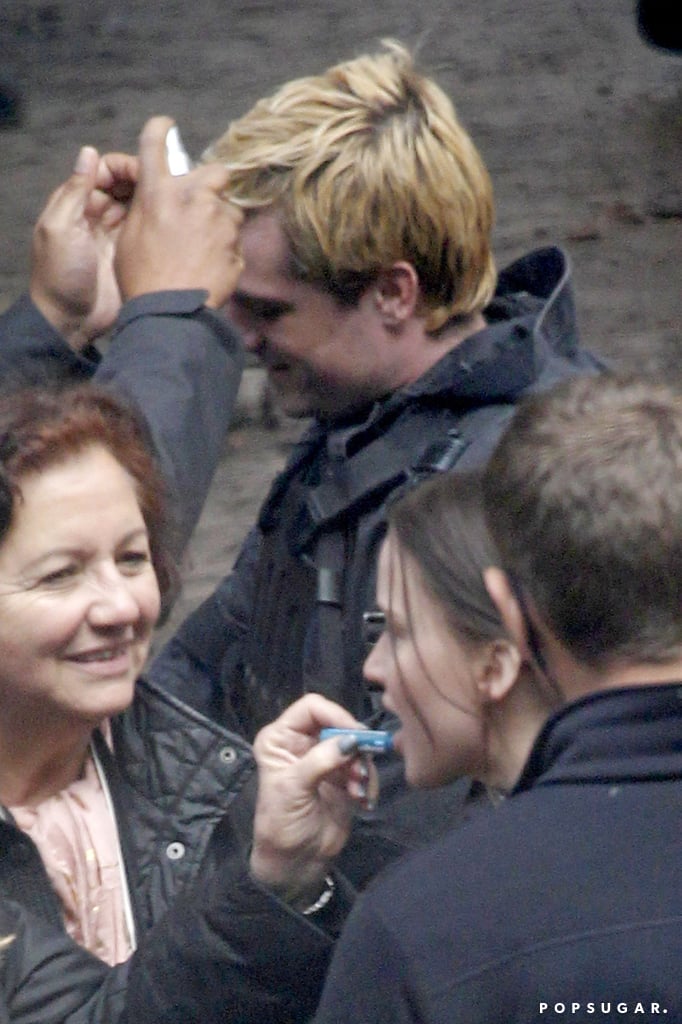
left=373, top=261, right=419, bottom=327
left=484, top=567, right=531, bottom=662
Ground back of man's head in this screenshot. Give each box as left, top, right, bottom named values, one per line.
left=205, top=40, right=495, bottom=330
left=483, top=375, right=682, bottom=670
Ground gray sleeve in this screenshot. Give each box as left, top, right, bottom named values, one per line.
left=94, top=290, right=244, bottom=555
left=0, top=290, right=245, bottom=556
left=0, top=293, right=97, bottom=387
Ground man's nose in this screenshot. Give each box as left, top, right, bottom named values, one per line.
left=240, top=326, right=263, bottom=353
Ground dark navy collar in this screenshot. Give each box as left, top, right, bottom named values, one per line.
left=514, top=683, right=682, bottom=793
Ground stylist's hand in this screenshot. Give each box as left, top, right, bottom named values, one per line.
left=30, top=145, right=130, bottom=349
left=250, top=694, right=379, bottom=910
left=114, top=116, right=244, bottom=308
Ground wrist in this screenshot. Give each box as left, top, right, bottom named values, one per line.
left=249, top=844, right=330, bottom=910
left=29, top=289, right=90, bottom=352
left=300, top=875, right=336, bottom=916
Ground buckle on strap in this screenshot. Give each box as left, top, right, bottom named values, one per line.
left=317, top=567, right=343, bottom=606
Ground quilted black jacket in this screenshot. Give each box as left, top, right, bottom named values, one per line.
left=0, top=680, right=347, bottom=1023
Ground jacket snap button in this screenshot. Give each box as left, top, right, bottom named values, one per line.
left=219, top=746, right=237, bottom=764
left=166, top=841, right=186, bottom=860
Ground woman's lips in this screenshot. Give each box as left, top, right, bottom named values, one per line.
left=66, top=642, right=135, bottom=676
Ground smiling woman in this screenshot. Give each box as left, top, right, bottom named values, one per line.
left=0, top=387, right=174, bottom=962
left=0, top=447, right=160, bottom=778
left=0, top=383, right=394, bottom=1024
left=0, top=384, right=301, bottom=1023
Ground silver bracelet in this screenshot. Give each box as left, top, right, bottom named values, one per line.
left=302, top=874, right=336, bottom=916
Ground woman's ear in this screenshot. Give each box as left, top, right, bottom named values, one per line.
left=483, top=567, right=531, bottom=662
left=475, top=637, right=523, bottom=704
left=373, top=261, right=419, bottom=327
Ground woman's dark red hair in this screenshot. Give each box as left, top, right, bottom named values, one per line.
left=0, top=384, right=178, bottom=614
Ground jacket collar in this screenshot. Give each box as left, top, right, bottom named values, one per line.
left=514, top=683, right=682, bottom=793
left=259, top=246, right=590, bottom=523
left=328, top=245, right=587, bottom=436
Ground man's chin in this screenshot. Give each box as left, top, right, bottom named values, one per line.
left=275, top=398, right=316, bottom=420
left=269, top=376, right=363, bottom=422
left=282, top=404, right=315, bottom=420
left=268, top=381, right=317, bottom=420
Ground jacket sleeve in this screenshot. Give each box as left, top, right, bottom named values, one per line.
left=1, top=857, right=354, bottom=1024
left=0, top=899, right=128, bottom=1024
left=94, top=290, right=244, bottom=555
left=0, top=294, right=98, bottom=386
left=149, top=524, right=262, bottom=722
left=121, top=855, right=353, bottom=1024
left=0, top=291, right=244, bottom=557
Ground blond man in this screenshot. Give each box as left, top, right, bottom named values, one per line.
left=152, top=41, right=603, bottom=883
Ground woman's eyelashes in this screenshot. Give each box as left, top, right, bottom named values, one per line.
left=32, top=548, right=151, bottom=589
left=116, top=549, right=152, bottom=574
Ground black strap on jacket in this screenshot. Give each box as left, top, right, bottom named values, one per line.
left=305, top=401, right=516, bottom=705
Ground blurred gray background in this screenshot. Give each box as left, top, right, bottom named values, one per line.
left=1, top=0, right=680, bottom=635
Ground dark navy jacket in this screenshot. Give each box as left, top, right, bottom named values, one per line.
left=314, top=684, right=682, bottom=1024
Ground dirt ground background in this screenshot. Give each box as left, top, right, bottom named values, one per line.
left=1, top=0, right=681, bottom=640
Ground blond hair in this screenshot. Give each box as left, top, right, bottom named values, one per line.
left=205, top=41, right=495, bottom=330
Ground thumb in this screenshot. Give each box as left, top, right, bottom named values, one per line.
left=295, top=732, right=362, bottom=791
left=35, top=145, right=100, bottom=225
left=135, top=115, right=175, bottom=196
left=72, top=145, right=99, bottom=187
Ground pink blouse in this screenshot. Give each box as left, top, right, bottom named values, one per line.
left=10, top=738, right=133, bottom=966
